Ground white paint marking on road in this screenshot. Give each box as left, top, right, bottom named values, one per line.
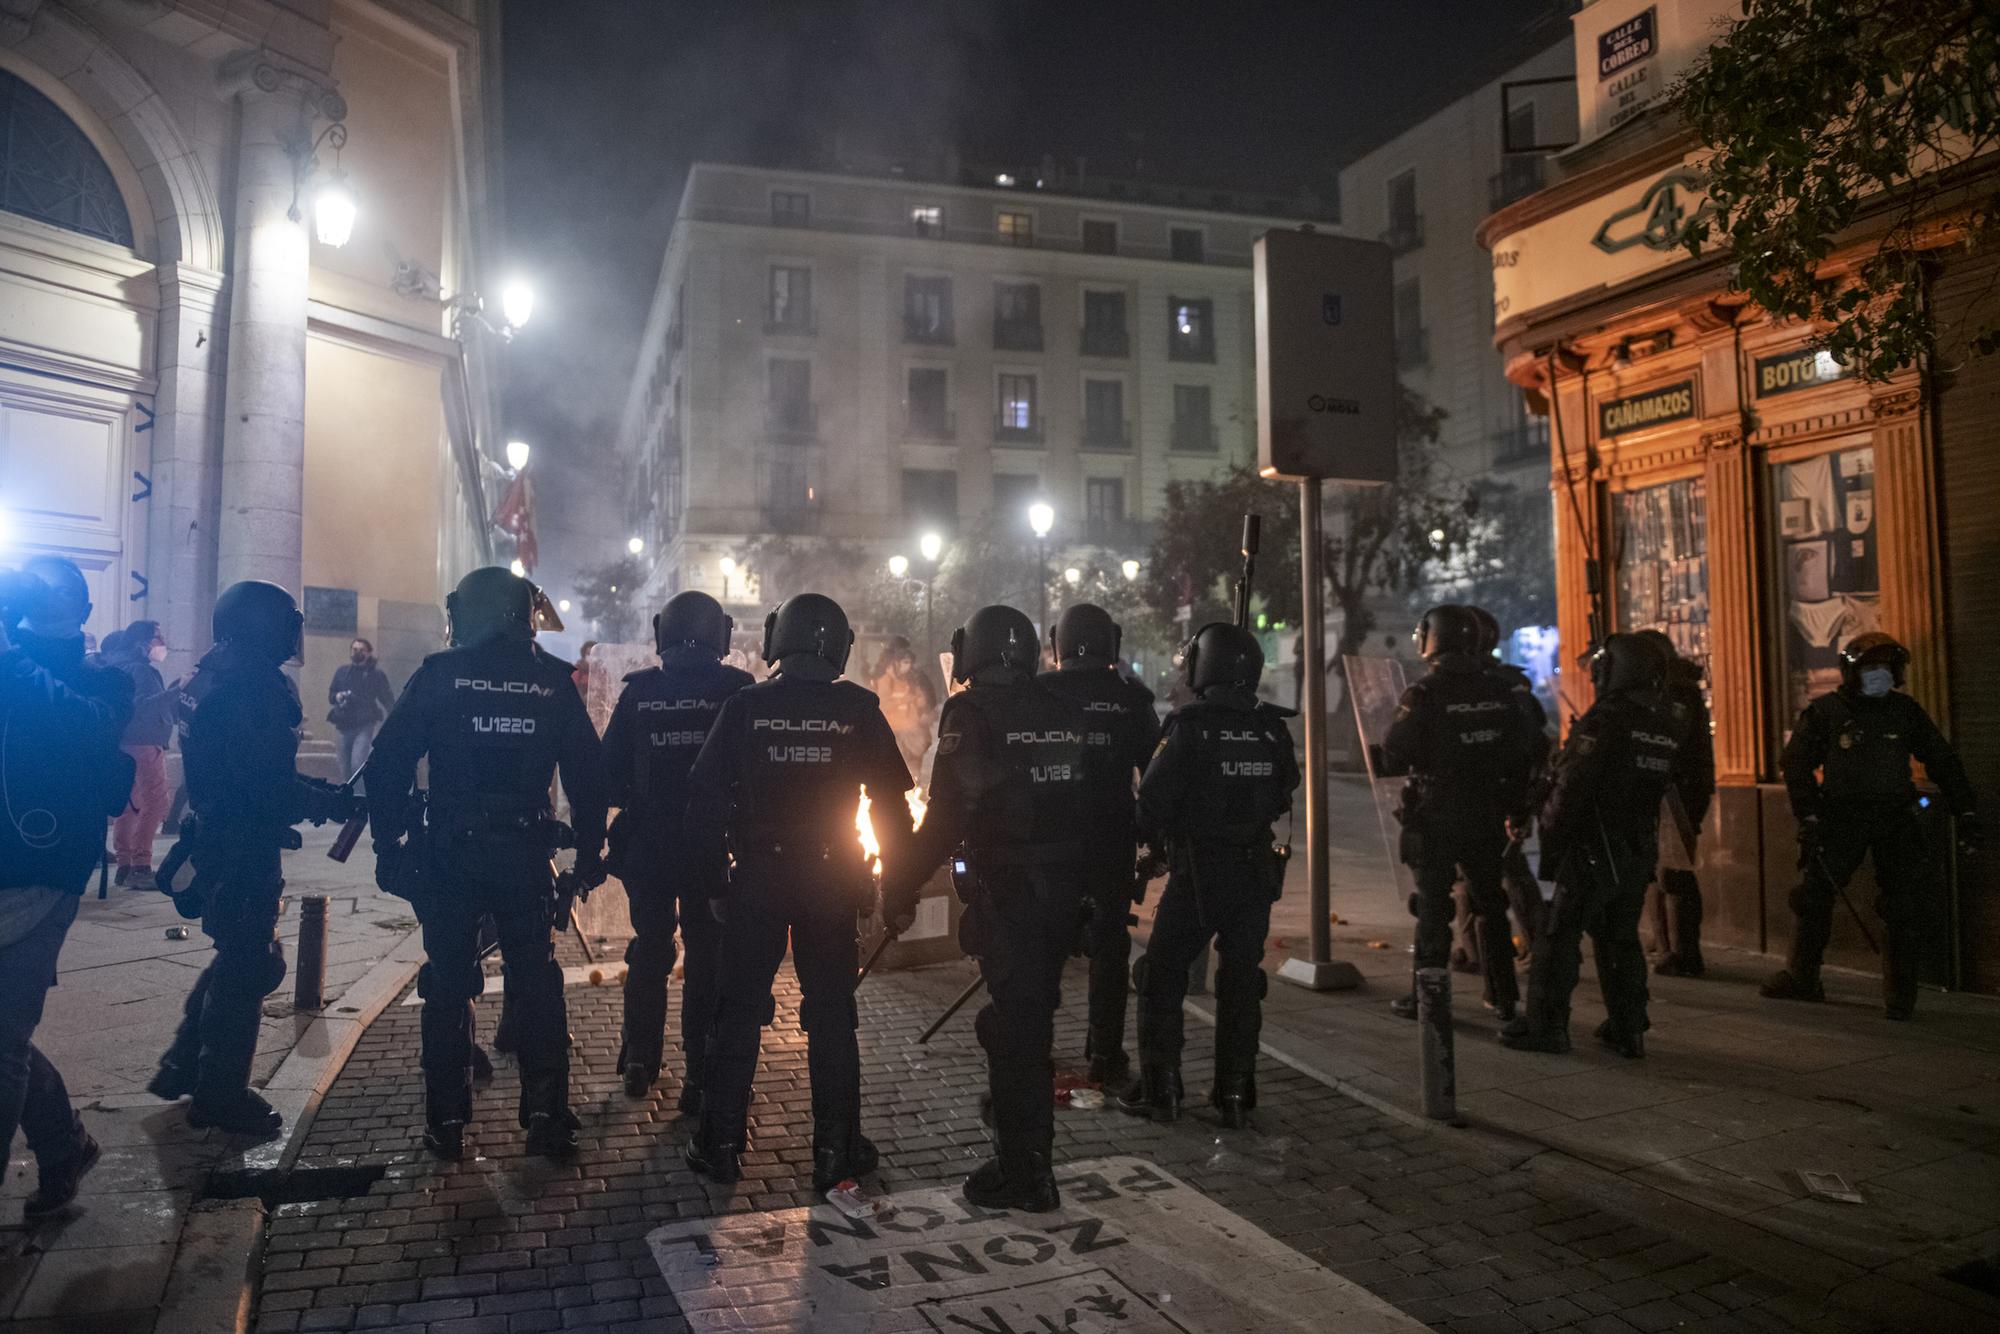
left=645, top=1155, right=1427, bottom=1333
left=398, top=964, right=607, bottom=1005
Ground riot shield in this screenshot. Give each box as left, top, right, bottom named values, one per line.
left=1343, top=654, right=1417, bottom=902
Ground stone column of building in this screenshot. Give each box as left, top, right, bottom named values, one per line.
left=1701, top=426, right=1762, bottom=783
left=215, top=57, right=346, bottom=598
left=1869, top=382, right=1947, bottom=721
left=147, top=262, right=229, bottom=674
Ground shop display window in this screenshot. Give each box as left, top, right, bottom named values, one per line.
left=1613, top=475, right=1711, bottom=674
left=1769, top=444, right=1879, bottom=734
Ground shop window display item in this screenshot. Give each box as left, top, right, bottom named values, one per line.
left=1770, top=445, right=1879, bottom=736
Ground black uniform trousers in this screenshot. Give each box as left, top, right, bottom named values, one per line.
left=964, top=866, right=1082, bottom=1168
left=162, top=844, right=287, bottom=1107
left=701, top=879, right=863, bottom=1160
left=1655, top=867, right=1704, bottom=968
left=417, top=880, right=567, bottom=1126
left=1524, top=839, right=1652, bottom=1039
left=1080, top=855, right=1138, bottom=1064
left=1787, top=802, right=1929, bottom=1011
left=619, top=862, right=722, bottom=1088
left=1407, top=821, right=1517, bottom=1010
left=1502, top=841, right=1545, bottom=964
left=1134, top=845, right=1274, bottom=1100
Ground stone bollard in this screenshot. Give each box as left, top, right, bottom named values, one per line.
left=295, top=894, right=328, bottom=1011
left=1416, top=965, right=1456, bottom=1121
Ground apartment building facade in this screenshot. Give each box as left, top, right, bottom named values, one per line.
left=615, top=161, right=1333, bottom=614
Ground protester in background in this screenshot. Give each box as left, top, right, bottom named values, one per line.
left=102, top=620, right=178, bottom=889
left=328, top=638, right=395, bottom=783
left=871, top=635, right=939, bottom=774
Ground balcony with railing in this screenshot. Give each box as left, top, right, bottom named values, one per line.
left=1170, top=417, right=1217, bottom=452
left=1082, top=416, right=1131, bottom=451
left=994, top=411, right=1045, bottom=446
left=1381, top=214, right=1426, bottom=255
left=764, top=309, right=817, bottom=337
left=1080, top=324, right=1129, bottom=358
left=765, top=400, right=817, bottom=439
left=1488, top=156, right=1546, bottom=211
left=993, top=318, right=1043, bottom=353
left=902, top=406, right=957, bottom=441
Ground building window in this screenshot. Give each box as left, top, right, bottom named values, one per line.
left=997, top=210, right=1034, bottom=247
left=992, top=472, right=1041, bottom=522
left=1394, top=277, right=1427, bottom=368
left=1770, top=444, right=1879, bottom=738
left=1171, top=384, right=1215, bottom=452
left=771, top=190, right=810, bottom=226
left=1083, top=379, right=1127, bottom=448
left=1169, top=227, right=1205, bottom=263
left=0, top=69, right=133, bottom=246
left=911, top=204, right=945, bottom=238
left=1081, top=219, right=1119, bottom=255
left=997, top=373, right=1041, bottom=442
left=1085, top=477, right=1126, bottom=543
left=906, top=366, right=953, bottom=438
left=1168, top=296, right=1215, bottom=362
left=767, top=358, right=813, bottom=434
left=1081, top=290, right=1129, bottom=357
left=994, top=282, right=1043, bottom=352
left=904, top=275, right=953, bottom=344
left=768, top=265, right=813, bottom=334
left=761, top=455, right=819, bottom=529
left=1613, top=475, right=1710, bottom=682
left=1384, top=169, right=1423, bottom=252
left=903, top=468, right=958, bottom=530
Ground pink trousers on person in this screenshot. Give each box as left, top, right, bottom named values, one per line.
left=112, top=744, right=171, bottom=868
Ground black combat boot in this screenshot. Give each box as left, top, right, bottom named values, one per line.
left=423, top=1120, right=465, bottom=1160
left=1114, top=1065, right=1182, bottom=1123
left=1759, top=969, right=1824, bottom=1002
left=24, top=1128, right=99, bottom=1219
left=524, top=1108, right=580, bottom=1158
left=1389, top=990, right=1419, bottom=1020
left=147, top=1059, right=195, bottom=1102
left=1592, top=1019, right=1644, bottom=1059
left=812, top=1121, right=880, bottom=1192
left=623, top=1062, right=653, bottom=1099
left=1087, top=1047, right=1131, bottom=1086
left=188, top=1090, right=283, bottom=1136
left=684, top=1131, right=741, bottom=1184
left=1212, top=1079, right=1253, bottom=1130
left=676, top=1083, right=703, bottom=1118
left=963, top=1151, right=1059, bottom=1213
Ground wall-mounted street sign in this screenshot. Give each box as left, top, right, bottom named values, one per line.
left=1254, top=229, right=1396, bottom=483
left=1754, top=347, right=1851, bottom=398
left=1598, top=379, right=1696, bottom=438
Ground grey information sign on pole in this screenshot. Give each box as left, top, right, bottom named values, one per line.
left=1254, top=227, right=1396, bottom=992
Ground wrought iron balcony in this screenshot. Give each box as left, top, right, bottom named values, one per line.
left=1080, top=325, right=1129, bottom=358
left=765, top=401, right=817, bottom=438
left=902, top=407, right=957, bottom=441
left=1381, top=215, right=1426, bottom=255
left=994, top=412, right=1045, bottom=445
left=764, top=310, right=817, bottom=337
left=903, top=315, right=953, bottom=346
left=1082, top=417, right=1131, bottom=450
left=993, top=318, right=1043, bottom=352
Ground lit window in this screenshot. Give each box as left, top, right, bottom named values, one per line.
left=771, top=190, right=810, bottom=226
left=911, top=204, right=944, bottom=237
left=998, top=211, right=1034, bottom=247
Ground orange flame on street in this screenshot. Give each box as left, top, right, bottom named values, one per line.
left=855, top=787, right=928, bottom=877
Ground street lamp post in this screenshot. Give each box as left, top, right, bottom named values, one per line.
left=1027, top=502, right=1054, bottom=638
left=918, top=531, right=944, bottom=665
left=719, top=556, right=736, bottom=603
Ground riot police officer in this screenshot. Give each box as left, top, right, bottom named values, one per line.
left=1469, top=605, right=1551, bottom=967
left=682, top=594, right=916, bottom=1191
left=888, top=604, right=1088, bottom=1211
left=602, top=592, right=753, bottom=1108
left=1502, top=634, right=1690, bottom=1056
left=1117, top=622, right=1297, bottom=1129
left=1036, top=603, right=1160, bottom=1083
left=1378, top=605, right=1545, bottom=1024
left=1762, top=633, right=1978, bottom=1019
left=152, top=582, right=356, bottom=1134
left=1632, top=629, right=1716, bottom=977
left=364, top=567, right=607, bottom=1159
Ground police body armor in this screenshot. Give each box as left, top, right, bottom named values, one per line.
left=936, top=682, right=1089, bottom=877
left=1035, top=665, right=1156, bottom=859
left=1387, top=661, right=1539, bottom=851
left=1150, top=695, right=1296, bottom=886
left=1798, top=692, right=1931, bottom=810
left=1539, top=691, right=1686, bottom=880
left=606, top=655, right=754, bottom=872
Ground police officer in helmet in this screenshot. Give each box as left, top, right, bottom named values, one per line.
left=153, top=581, right=356, bottom=1134
left=1376, top=605, right=1544, bottom=1025
left=1762, top=633, right=1978, bottom=1019
left=887, top=604, right=1089, bottom=1211
left=364, top=567, right=607, bottom=1159
left=1630, top=629, right=1716, bottom=978
left=603, top=591, right=753, bottom=1108
left=683, top=593, right=916, bottom=1190
left=1037, top=603, right=1160, bottom=1084
left=1117, top=621, right=1297, bottom=1129
left=1467, top=605, right=1552, bottom=968
left=1502, top=634, right=1691, bottom=1056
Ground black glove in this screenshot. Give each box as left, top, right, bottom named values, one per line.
left=1957, top=813, right=1983, bottom=857
left=572, top=852, right=607, bottom=892
left=372, top=839, right=401, bottom=896
left=1367, top=742, right=1386, bottom=776
left=883, top=884, right=919, bottom=937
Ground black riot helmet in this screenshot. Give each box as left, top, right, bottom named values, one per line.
left=12, top=555, right=93, bottom=635
left=1468, top=605, right=1502, bottom=658
left=212, top=580, right=303, bottom=663
left=1051, top=602, right=1120, bottom=664
left=655, top=589, right=733, bottom=657
left=1412, top=604, right=1481, bottom=661
left=1183, top=621, right=1264, bottom=693
left=446, top=566, right=535, bottom=648
left=951, top=604, right=1038, bottom=682
left=762, top=593, right=853, bottom=672
left=1839, top=632, right=1909, bottom=690
left=1589, top=633, right=1665, bottom=696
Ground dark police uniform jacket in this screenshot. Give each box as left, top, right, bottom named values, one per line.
left=179, top=644, right=312, bottom=858
left=1380, top=655, right=1545, bottom=837
left=1036, top=662, right=1159, bottom=864
left=1538, top=687, right=1690, bottom=879
left=364, top=637, right=606, bottom=894
left=1780, top=688, right=1974, bottom=823
left=601, top=651, right=754, bottom=873
left=685, top=676, right=912, bottom=908
left=1138, top=685, right=1298, bottom=895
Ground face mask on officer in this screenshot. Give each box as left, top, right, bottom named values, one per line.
left=1859, top=666, right=1895, bottom=698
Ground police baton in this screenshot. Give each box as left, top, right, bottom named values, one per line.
left=918, top=973, right=986, bottom=1045
left=1809, top=845, right=1880, bottom=955
left=856, top=929, right=896, bottom=987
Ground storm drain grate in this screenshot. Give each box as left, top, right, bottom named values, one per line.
left=200, top=1162, right=387, bottom=1207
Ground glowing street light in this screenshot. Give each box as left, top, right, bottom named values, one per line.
left=508, top=558, right=526, bottom=577
left=919, top=531, right=943, bottom=563
left=1063, top=566, right=1082, bottom=586
left=1027, top=501, right=1054, bottom=538
left=500, top=278, right=536, bottom=332
left=627, top=536, right=645, bottom=556
left=1122, top=558, right=1141, bottom=582
left=505, top=440, right=531, bottom=472
left=718, top=555, right=737, bottom=601
left=313, top=170, right=356, bottom=248
left=887, top=554, right=909, bottom=579
left=557, top=598, right=571, bottom=613
left=1026, top=501, right=1055, bottom=635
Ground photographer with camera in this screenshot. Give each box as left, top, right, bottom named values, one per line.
left=1, top=557, right=134, bottom=1219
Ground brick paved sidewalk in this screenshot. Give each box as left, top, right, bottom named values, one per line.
left=252, top=953, right=1892, bottom=1334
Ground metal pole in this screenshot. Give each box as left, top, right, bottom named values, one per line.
left=1036, top=537, right=1049, bottom=638
left=1277, top=477, right=1361, bottom=992
left=1416, top=966, right=1457, bottom=1122
left=295, top=894, right=328, bottom=1010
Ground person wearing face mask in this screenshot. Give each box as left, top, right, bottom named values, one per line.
left=101, top=620, right=179, bottom=889
left=1762, top=633, right=1980, bottom=1020
left=328, top=638, right=396, bottom=787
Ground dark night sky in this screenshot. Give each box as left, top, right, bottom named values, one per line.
left=498, top=0, right=1572, bottom=594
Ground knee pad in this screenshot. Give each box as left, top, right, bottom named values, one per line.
left=800, top=992, right=859, bottom=1036
left=1129, top=955, right=1153, bottom=998
left=623, top=934, right=677, bottom=975
left=1213, top=962, right=1268, bottom=1002
left=717, top=989, right=778, bottom=1030
left=418, top=957, right=482, bottom=1004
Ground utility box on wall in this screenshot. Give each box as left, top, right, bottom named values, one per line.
left=1254, top=228, right=1397, bottom=483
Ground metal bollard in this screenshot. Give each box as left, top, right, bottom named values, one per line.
left=295, top=894, right=328, bottom=1011
left=1415, top=966, right=1456, bottom=1122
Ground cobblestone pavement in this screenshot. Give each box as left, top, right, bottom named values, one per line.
left=252, top=950, right=1895, bottom=1334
